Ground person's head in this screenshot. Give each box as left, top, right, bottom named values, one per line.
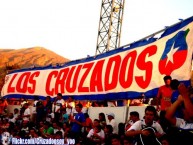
left=63, top=122, right=70, bottom=129
left=75, top=103, right=83, bottom=112
left=144, top=106, right=157, bottom=125
left=23, top=103, right=29, bottom=108
left=94, top=125, right=101, bottom=133
left=68, top=96, right=73, bottom=102
left=111, top=134, right=122, bottom=145
left=57, top=93, right=62, bottom=100
left=52, top=122, right=58, bottom=129
left=29, top=128, right=37, bottom=137
left=43, top=121, right=50, bottom=129
left=93, top=119, right=100, bottom=127
left=99, top=112, right=106, bottom=121
left=14, top=108, right=19, bottom=114
left=22, top=120, right=28, bottom=127
left=46, top=96, right=51, bottom=101
left=107, top=113, right=115, bottom=121
left=39, top=121, right=44, bottom=127
left=123, top=136, right=134, bottom=145
left=129, top=111, right=139, bottom=122
left=104, top=124, right=113, bottom=134
left=163, top=75, right=172, bottom=86
left=84, top=113, right=89, bottom=119
left=55, top=131, right=63, bottom=139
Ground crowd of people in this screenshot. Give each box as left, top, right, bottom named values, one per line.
left=0, top=75, right=193, bottom=145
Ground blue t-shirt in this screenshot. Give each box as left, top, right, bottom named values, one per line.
left=71, top=112, right=85, bottom=133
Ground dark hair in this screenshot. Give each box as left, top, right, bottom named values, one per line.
left=145, top=106, right=157, bottom=116
left=46, top=96, right=51, bottom=99
left=99, top=112, right=106, bottom=121
left=14, top=108, right=19, bottom=112
left=130, top=111, right=139, bottom=117
left=95, top=125, right=102, bottom=131
left=111, top=134, right=121, bottom=141
left=34, top=95, right=39, bottom=100
left=94, top=119, right=100, bottom=123
left=57, top=93, right=62, bottom=97
left=44, top=121, right=50, bottom=126
left=57, top=122, right=63, bottom=128
left=76, top=103, right=83, bottom=108
left=163, top=75, right=172, bottom=81
left=105, top=125, right=113, bottom=133
left=55, top=131, right=63, bottom=138
left=170, top=79, right=180, bottom=90
left=84, top=113, right=89, bottom=118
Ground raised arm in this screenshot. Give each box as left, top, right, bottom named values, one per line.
left=178, top=84, right=193, bottom=118
left=165, top=94, right=183, bottom=125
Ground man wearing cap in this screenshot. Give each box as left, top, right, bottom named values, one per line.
left=107, top=112, right=118, bottom=134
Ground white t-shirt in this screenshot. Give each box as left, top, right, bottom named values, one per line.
left=55, top=99, right=65, bottom=113
left=46, top=113, right=54, bottom=122
left=9, top=118, right=16, bottom=123
left=87, top=128, right=105, bottom=144
left=128, top=119, right=164, bottom=135
left=23, top=108, right=31, bottom=121
left=107, top=119, right=118, bottom=134
left=66, top=101, right=75, bottom=115
left=54, top=128, right=65, bottom=138
left=176, top=118, right=193, bottom=129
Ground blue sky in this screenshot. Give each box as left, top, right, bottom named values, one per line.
left=0, top=0, right=192, bottom=60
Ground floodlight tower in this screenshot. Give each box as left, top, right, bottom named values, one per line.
left=95, top=0, right=125, bottom=55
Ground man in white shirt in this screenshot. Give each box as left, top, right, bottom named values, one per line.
left=126, top=106, right=164, bottom=145
left=87, top=125, right=105, bottom=145
left=54, top=93, right=65, bottom=122
left=22, top=103, right=31, bottom=122
left=106, top=112, right=118, bottom=134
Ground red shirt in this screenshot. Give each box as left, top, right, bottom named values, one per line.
left=157, top=85, right=173, bottom=111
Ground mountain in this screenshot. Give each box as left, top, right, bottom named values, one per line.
left=0, top=47, right=69, bottom=93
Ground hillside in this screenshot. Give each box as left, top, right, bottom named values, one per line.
left=0, top=47, right=69, bottom=93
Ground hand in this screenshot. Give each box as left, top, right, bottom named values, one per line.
left=178, top=83, right=189, bottom=97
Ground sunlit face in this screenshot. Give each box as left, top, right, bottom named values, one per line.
left=144, top=111, right=154, bottom=125
left=165, top=79, right=171, bottom=86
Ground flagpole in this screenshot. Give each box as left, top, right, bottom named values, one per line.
left=122, top=16, right=193, bottom=49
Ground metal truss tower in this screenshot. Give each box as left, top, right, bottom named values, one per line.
left=95, top=0, right=125, bottom=55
